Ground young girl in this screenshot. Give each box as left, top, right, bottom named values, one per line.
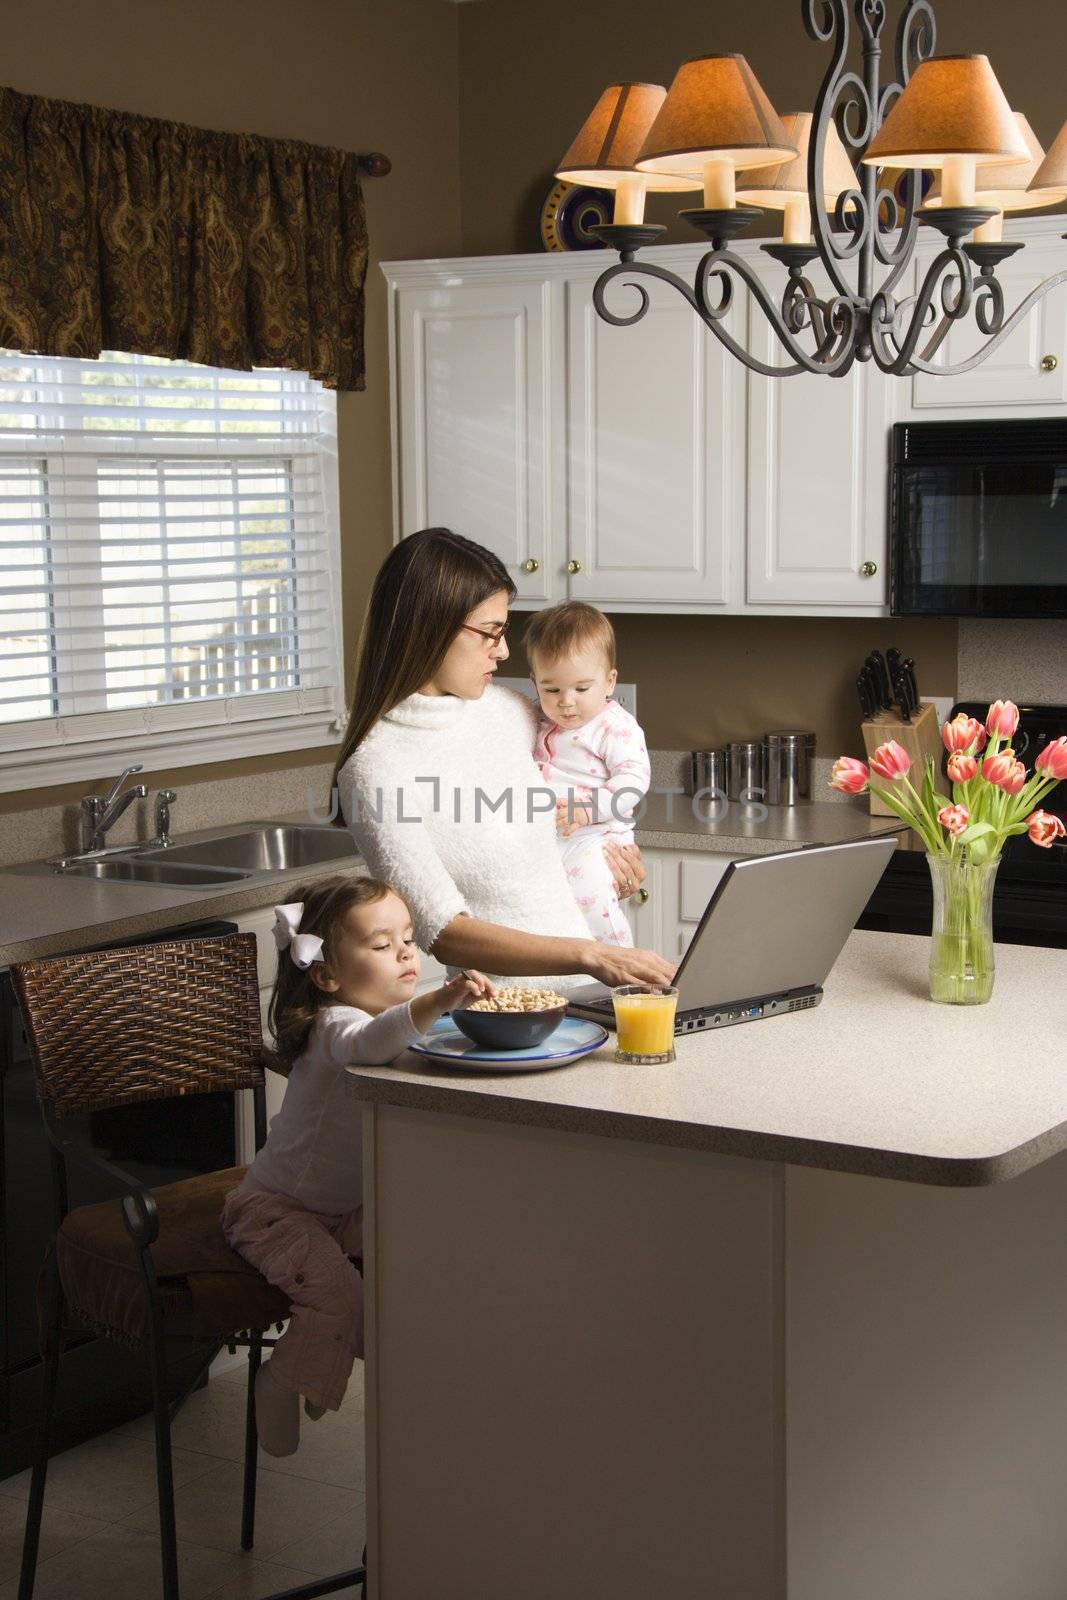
left=222, top=873, right=492, bottom=1456
left=525, top=601, right=651, bottom=949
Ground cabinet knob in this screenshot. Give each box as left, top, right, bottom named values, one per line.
left=521, top=558, right=540, bottom=574
left=632, top=887, right=650, bottom=905
left=860, top=560, right=878, bottom=578
left=1042, top=353, right=1059, bottom=373
left=567, top=558, right=583, bottom=575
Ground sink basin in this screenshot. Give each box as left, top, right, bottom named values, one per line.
left=59, top=858, right=249, bottom=887
left=143, top=825, right=357, bottom=874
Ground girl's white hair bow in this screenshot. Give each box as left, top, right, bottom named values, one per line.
left=272, top=902, right=325, bottom=970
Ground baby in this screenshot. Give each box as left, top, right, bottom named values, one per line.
left=526, top=601, right=651, bottom=947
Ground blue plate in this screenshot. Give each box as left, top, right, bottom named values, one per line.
left=408, top=1014, right=608, bottom=1072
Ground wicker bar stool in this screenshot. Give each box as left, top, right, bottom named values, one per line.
left=11, top=933, right=366, bottom=1600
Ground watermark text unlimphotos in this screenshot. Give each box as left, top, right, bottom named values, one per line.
left=306, top=781, right=768, bottom=826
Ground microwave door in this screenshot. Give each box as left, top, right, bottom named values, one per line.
left=893, top=455, right=1067, bottom=618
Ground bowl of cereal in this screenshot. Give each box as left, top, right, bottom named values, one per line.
left=451, top=986, right=569, bottom=1051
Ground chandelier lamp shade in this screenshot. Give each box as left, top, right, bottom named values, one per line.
left=555, top=83, right=701, bottom=226
left=554, top=0, right=1067, bottom=379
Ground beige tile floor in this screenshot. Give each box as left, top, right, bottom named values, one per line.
left=0, top=1358, right=367, bottom=1600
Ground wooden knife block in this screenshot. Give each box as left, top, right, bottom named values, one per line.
left=860, top=701, right=946, bottom=816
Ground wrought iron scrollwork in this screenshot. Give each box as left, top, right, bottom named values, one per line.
left=589, top=0, right=1063, bottom=380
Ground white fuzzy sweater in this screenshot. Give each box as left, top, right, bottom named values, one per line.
left=337, top=686, right=592, bottom=982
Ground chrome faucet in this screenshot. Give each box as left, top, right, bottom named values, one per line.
left=153, top=788, right=178, bottom=847
left=81, top=765, right=148, bottom=852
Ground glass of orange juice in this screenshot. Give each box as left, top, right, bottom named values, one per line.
left=611, top=985, right=679, bottom=1064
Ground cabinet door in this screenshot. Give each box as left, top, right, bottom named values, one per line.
left=565, top=276, right=741, bottom=606
left=746, top=274, right=891, bottom=609
left=909, top=243, right=1067, bottom=410
left=395, top=278, right=557, bottom=603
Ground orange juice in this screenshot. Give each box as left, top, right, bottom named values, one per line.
left=612, top=987, right=678, bottom=1062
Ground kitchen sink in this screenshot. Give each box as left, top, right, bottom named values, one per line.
left=59, top=858, right=250, bottom=887
left=142, top=825, right=357, bottom=874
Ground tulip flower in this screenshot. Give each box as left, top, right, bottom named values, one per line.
left=830, top=755, right=869, bottom=795
left=1001, top=760, right=1027, bottom=796
left=937, top=804, right=970, bottom=836
left=1036, top=736, right=1067, bottom=781
left=946, top=751, right=977, bottom=783
left=869, top=741, right=911, bottom=781
left=981, top=749, right=1018, bottom=788
left=1027, top=810, right=1067, bottom=848
left=986, top=700, right=1020, bottom=739
left=942, top=713, right=986, bottom=754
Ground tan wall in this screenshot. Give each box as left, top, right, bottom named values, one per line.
left=0, top=0, right=462, bottom=817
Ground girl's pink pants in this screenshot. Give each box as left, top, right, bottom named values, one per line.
left=222, top=1178, right=363, bottom=1412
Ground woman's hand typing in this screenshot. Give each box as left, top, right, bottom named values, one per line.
left=583, top=943, right=676, bottom=989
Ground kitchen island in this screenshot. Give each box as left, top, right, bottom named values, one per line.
left=348, top=930, right=1067, bottom=1600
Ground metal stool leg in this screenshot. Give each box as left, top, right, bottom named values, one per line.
left=146, top=1300, right=180, bottom=1599
left=18, top=1257, right=65, bottom=1600
left=241, top=1333, right=263, bottom=1551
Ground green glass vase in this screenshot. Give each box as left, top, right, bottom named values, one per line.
left=926, top=854, right=1000, bottom=1005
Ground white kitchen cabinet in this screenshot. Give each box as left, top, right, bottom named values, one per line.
left=633, top=845, right=734, bottom=962
left=564, top=273, right=741, bottom=607
left=908, top=233, right=1067, bottom=411
left=746, top=263, right=892, bottom=610
left=390, top=272, right=560, bottom=605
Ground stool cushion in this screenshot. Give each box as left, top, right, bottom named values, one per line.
left=55, top=1165, right=290, bottom=1350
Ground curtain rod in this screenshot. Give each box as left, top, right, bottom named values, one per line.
left=357, top=153, right=391, bottom=176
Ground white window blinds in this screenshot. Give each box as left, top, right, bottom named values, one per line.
left=0, top=352, right=342, bottom=788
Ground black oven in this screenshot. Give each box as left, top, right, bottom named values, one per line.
left=890, top=418, right=1067, bottom=617
left=859, top=704, right=1067, bottom=948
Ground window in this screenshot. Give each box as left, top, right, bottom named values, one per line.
left=0, top=351, right=342, bottom=790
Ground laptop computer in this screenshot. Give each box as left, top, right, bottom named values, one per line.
left=567, top=835, right=897, bottom=1034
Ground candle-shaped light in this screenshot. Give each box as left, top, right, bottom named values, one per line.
left=634, top=55, right=795, bottom=209
left=555, top=83, right=700, bottom=225
left=924, top=114, right=1066, bottom=242
left=736, top=112, right=858, bottom=242
left=863, top=55, right=1029, bottom=208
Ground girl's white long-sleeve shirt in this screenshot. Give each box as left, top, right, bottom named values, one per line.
left=336, top=685, right=592, bottom=983
left=245, top=1002, right=420, bottom=1215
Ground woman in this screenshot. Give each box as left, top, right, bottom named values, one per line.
left=333, top=528, right=673, bottom=988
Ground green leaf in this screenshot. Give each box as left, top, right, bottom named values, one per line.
left=956, top=820, right=997, bottom=845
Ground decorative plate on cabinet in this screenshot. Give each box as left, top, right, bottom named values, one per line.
left=540, top=180, right=613, bottom=251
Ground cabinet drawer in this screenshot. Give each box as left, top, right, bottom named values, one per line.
left=677, top=855, right=734, bottom=923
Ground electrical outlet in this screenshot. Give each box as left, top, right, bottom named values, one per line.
left=926, top=695, right=954, bottom=728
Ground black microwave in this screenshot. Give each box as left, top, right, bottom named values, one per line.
left=890, top=418, right=1067, bottom=617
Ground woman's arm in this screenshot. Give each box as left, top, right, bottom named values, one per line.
left=431, top=915, right=675, bottom=988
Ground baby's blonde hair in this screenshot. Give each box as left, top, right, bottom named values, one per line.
left=524, top=601, right=616, bottom=672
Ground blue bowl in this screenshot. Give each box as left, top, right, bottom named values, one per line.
left=450, top=1004, right=567, bottom=1052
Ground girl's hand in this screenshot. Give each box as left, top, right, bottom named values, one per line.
left=603, top=839, right=646, bottom=900
left=440, top=969, right=495, bottom=1011
left=583, top=943, right=676, bottom=988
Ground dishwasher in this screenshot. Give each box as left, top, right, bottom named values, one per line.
left=0, top=919, right=241, bottom=1479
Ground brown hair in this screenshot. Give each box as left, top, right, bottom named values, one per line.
left=524, top=601, right=616, bottom=673
left=267, top=874, right=403, bottom=1072
left=330, top=528, right=515, bottom=808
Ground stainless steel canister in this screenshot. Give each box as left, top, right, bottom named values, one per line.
left=727, top=739, right=765, bottom=803
left=762, top=730, right=816, bottom=805
left=687, top=748, right=728, bottom=797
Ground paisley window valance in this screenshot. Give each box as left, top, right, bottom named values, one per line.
left=0, top=85, right=375, bottom=390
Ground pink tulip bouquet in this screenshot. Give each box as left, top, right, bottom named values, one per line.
left=831, top=701, right=1067, bottom=1003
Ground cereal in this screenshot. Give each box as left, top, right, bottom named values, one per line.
left=466, top=986, right=566, bottom=1013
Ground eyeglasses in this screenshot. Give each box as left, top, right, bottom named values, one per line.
left=460, top=621, right=510, bottom=647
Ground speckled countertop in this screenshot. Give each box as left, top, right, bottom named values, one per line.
left=632, top=791, right=902, bottom=854
left=0, top=800, right=902, bottom=969
left=346, top=930, right=1067, bottom=1189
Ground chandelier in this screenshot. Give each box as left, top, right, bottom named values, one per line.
left=554, top=0, right=1067, bottom=377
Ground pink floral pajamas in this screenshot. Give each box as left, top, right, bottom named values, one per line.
left=222, top=1178, right=364, bottom=1412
